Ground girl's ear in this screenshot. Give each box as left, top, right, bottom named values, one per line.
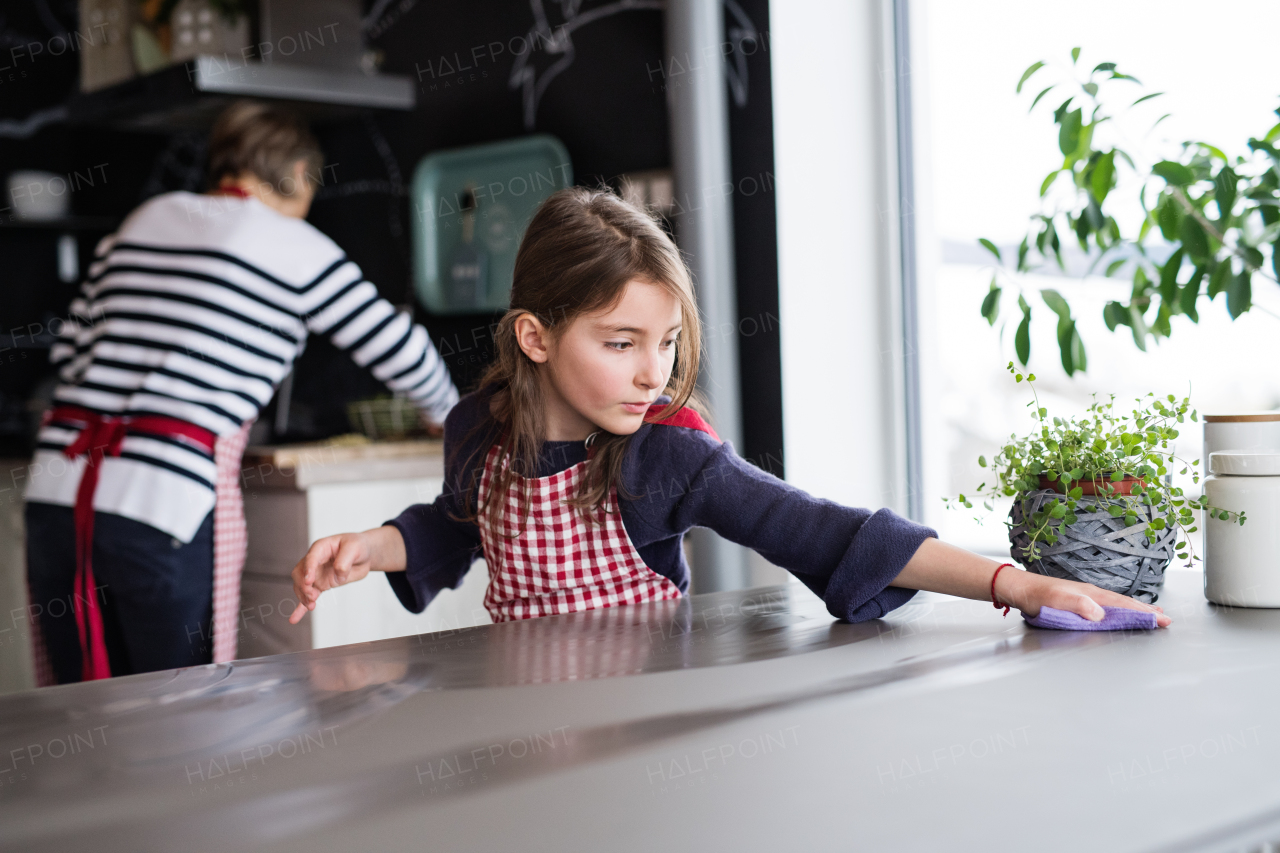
left=513, top=312, right=551, bottom=363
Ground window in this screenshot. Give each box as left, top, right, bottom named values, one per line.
left=917, top=0, right=1280, bottom=554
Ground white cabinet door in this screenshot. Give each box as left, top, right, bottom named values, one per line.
left=304, top=477, right=491, bottom=648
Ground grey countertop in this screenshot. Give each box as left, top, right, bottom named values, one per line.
left=1, top=569, right=1278, bottom=852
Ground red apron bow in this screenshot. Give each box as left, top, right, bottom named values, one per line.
left=47, top=406, right=215, bottom=681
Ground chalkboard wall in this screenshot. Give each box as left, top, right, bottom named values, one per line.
left=0, top=0, right=782, bottom=475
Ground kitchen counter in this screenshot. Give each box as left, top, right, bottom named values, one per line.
left=2, top=568, right=1278, bottom=852
left=241, top=437, right=444, bottom=489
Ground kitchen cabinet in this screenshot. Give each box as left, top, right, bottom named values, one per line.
left=238, top=439, right=490, bottom=659
left=0, top=469, right=36, bottom=694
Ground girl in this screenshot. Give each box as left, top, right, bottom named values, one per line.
left=288, top=187, right=1169, bottom=629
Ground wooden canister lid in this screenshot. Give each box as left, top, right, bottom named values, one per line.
left=1203, top=413, right=1280, bottom=423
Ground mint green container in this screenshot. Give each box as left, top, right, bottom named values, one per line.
left=410, top=135, right=572, bottom=314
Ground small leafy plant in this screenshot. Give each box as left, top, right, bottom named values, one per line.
left=945, top=363, right=1246, bottom=565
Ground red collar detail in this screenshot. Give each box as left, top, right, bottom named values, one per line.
left=643, top=404, right=720, bottom=442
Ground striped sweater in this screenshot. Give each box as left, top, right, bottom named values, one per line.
left=23, top=190, right=459, bottom=541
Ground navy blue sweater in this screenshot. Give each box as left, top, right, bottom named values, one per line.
left=385, top=384, right=937, bottom=622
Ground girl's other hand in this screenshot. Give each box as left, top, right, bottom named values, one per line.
left=1002, top=569, right=1171, bottom=627
left=288, top=532, right=377, bottom=624
left=418, top=410, right=444, bottom=438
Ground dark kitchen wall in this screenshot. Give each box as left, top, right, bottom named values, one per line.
left=0, top=1, right=171, bottom=456
left=296, top=0, right=675, bottom=437
left=0, top=0, right=781, bottom=473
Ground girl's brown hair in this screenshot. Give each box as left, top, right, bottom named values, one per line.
left=451, top=186, right=709, bottom=541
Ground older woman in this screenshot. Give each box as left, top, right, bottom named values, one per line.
left=23, top=101, right=457, bottom=683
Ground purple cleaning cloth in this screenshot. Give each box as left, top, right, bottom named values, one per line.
left=1023, top=605, right=1159, bottom=631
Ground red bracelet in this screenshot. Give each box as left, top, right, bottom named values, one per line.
left=991, top=563, right=1014, bottom=617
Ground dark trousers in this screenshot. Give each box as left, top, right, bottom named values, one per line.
left=25, top=502, right=214, bottom=683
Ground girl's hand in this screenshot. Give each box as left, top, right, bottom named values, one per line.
left=891, top=539, right=1171, bottom=627
left=999, top=568, right=1171, bottom=627
left=288, top=526, right=407, bottom=624
left=417, top=410, right=444, bottom=438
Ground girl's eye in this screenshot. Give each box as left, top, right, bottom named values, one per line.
left=606, top=341, right=631, bottom=351
left=662, top=338, right=677, bottom=349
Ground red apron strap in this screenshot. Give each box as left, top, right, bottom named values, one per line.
left=127, top=415, right=216, bottom=451
left=46, top=405, right=216, bottom=681
left=49, top=407, right=215, bottom=452
left=58, top=410, right=124, bottom=681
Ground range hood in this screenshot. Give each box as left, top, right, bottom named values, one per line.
left=67, top=0, right=414, bottom=130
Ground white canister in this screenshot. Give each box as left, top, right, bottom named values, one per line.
left=1203, top=414, right=1280, bottom=478
left=1204, top=451, right=1280, bottom=607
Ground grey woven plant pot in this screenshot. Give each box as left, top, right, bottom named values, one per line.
left=1007, top=489, right=1176, bottom=604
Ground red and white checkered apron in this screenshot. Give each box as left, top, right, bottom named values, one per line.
left=211, top=419, right=254, bottom=664
left=476, top=444, right=682, bottom=621
left=476, top=405, right=719, bottom=623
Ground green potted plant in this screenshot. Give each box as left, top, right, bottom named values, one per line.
left=975, top=48, right=1280, bottom=375
left=947, top=363, right=1246, bottom=603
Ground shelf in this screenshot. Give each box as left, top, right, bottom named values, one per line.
left=0, top=215, right=119, bottom=231
left=65, top=57, right=416, bottom=132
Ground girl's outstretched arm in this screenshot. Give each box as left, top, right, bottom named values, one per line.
left=628, top=422, right=1169, bottom=625
left=889, top=538, right=1171, bottom=626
